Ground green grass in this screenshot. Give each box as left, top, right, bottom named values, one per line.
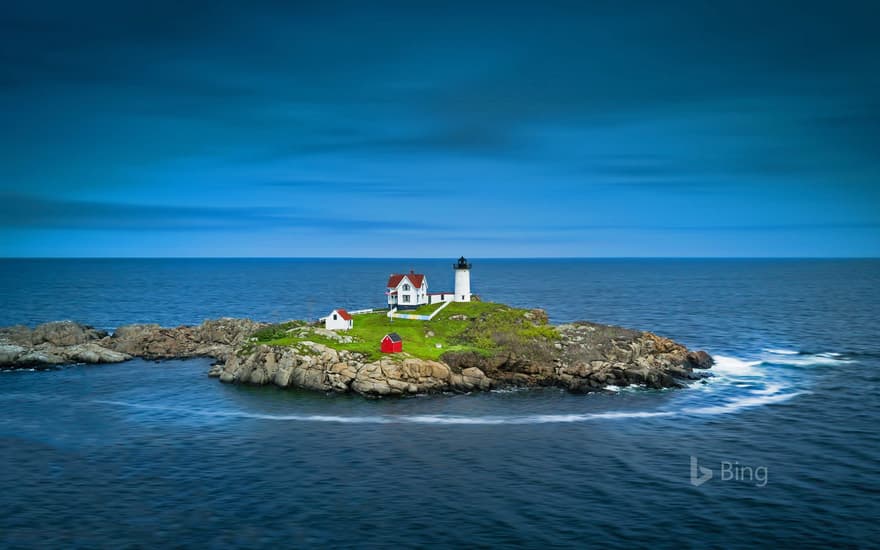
left=251, top=302, right=559, bottom=361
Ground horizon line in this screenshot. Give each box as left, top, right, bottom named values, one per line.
left=2, top=256, right=879, bottom=261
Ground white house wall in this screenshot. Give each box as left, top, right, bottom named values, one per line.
left=428, top=293, right=454, bottom=305
left=395, top=275, right=429, bottom=307
left=325, top=311, right=353, bottom=330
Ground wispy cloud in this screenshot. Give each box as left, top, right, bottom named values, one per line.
left=0, top=194, right=449, bottom=233
left=260, top=179, right=434, bottom=198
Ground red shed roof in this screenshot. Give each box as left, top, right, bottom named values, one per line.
left=334, top=309, right=352, bottom=321
left=386, top=272, right=425, bottom=289
left=382, top=332, right=402, bottom=343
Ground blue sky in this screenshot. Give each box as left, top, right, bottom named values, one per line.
left=1, top=1, right=878, bottom=257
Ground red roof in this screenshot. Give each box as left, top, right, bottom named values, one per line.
left=334, top=309, right=352, bottom=321
left=386, top=272, right=426, bottom=289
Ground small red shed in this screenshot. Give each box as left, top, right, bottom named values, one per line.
left=381, top=332, right=403, bottom=353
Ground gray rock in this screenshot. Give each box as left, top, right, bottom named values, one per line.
left=0, top=344, right=26, bottom=365
left=0, top=325, right=33, bottom=346
left=32, top=321, right=107, bottom=346
left=62, top=343, right=130, bottom=364
left=687, top=350, right=714, bottom=369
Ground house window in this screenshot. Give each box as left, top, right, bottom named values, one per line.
left=402, top=284, right=410, bottom=291
left=403, top=295, right=410, bottom=303
left=333, top=314, right=338, bottom=320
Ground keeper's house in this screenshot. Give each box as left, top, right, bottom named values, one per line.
left=385, top=271, right=429, bottom=309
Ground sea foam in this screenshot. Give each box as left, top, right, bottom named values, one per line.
left=683, top=390, right=806, bottom=415
left=764, top=348, right=800, bottom=355
left=710, top=355, right=764, bottom=377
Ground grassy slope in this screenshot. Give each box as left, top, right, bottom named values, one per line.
left=250, top=302, right=558, bottom=361
left=392, top=302, right=446, bottom=316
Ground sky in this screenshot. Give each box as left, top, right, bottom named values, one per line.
left=1, top=0, right=879, bottom=257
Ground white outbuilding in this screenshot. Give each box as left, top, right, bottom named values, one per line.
left=324, top=308, right=353, bottom=330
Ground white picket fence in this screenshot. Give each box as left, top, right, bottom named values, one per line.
left=318, top=303, right=450, bottom=323
left=318, top=308, right=375, bottom=322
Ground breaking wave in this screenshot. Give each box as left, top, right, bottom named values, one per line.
left=761, top=348, right=853, bottom=367
left=763, top=348, right=799, bottom=355
left=93, top=390, right=805, bottom=425
left=93, top=400, right=684, bottom=424
left=710, top=349, right=851, bottom=379
left=682, top=390, right=806, bottom=415
left=89, top=348, right=846, bottom=425
left=710, top=355, right=764, bottom=377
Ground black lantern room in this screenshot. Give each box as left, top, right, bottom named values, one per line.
left=454, top=256, right=471, bottom=270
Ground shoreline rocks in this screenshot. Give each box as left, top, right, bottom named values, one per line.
left=210, top=318, right=713, bottom=397
left=1, top=316, right=713, bottom=398
left=210, top=342, right=494, bottom=396
left=0, top=319, right=264, bottom=369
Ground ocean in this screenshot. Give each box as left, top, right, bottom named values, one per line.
left=1, top=259, right=878, bottom=547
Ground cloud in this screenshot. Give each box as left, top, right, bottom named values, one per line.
left=1, top=1, right=878, bottom=256
left=260, top=179, right=435, bottom=198
left=0, top=194, right=448, bottom=233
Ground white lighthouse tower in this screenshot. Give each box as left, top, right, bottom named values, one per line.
left=453, top=256, right=472, bottom=302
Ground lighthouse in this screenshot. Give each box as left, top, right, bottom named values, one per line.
left=453, top=256, right=472, bottom=302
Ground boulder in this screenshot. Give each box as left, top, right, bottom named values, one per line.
left=347, top=358, right=456, bottom=396
left=32, top=321, right=107, bottom=346
left=687, top=350, right=714, bottom=369
left=62, top=343, right=130, bottom=364
left=18, top=350, right=67, bottom=366
left=107, top=319, right=265, bottom=359
left=0, top=344, right=26, bottom=365
left=453, top=367, right=492, bottom=391
left=0, top=325, right=33, bottom=346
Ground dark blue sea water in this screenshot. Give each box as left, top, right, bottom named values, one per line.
left=1, top=259, right=879, bottom=548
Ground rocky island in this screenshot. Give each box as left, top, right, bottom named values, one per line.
left=0, top=302, right=713, bottom=397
